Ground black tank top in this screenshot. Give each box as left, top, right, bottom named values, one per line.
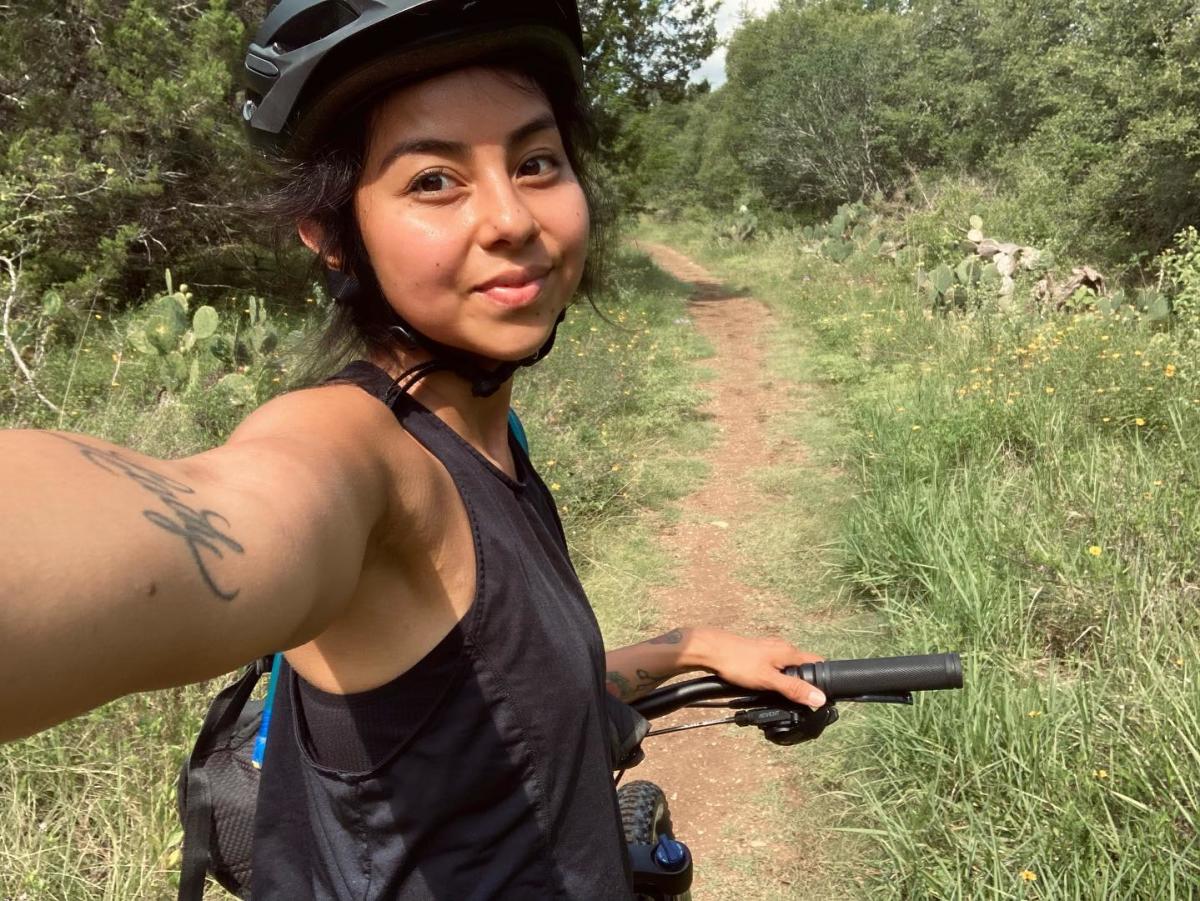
left=250, top=361, right=632, bottom=900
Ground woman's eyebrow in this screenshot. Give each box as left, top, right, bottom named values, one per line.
left=506, top=113, right=558, bottom=148
left=376, top=114, right=559, bottom=176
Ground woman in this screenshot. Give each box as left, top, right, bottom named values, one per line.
left=0, top=1, right=826, bottom=896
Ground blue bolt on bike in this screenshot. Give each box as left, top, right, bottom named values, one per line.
left=620, top=652, right=964, bottom=900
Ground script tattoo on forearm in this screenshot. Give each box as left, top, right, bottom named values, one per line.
left=51, top=434, right=243, bottom=601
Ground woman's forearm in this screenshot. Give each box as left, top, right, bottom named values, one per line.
left=605, top=627, right=828, bottom=708
left=603, top=627, right=714, bottom=701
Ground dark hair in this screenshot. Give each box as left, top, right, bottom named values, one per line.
left=262, top=55, right=609, bottom=388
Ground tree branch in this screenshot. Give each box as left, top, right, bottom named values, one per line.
left=0, top=253, right=63, bottom=414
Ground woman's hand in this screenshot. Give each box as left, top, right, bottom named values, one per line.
left=691, top=628, right=827, bottom=709
left=604, top=627, right=827, bottom=708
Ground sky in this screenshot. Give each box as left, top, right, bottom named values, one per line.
left=690, top=0, right=780, bottom=89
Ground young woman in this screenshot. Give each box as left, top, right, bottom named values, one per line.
left=0, top=2, right=826, bottom=896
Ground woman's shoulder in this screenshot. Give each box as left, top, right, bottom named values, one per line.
left=224, top=376, right=437, bottom=520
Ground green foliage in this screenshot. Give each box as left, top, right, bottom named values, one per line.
left=626, top=0, right=1198, bottom=268
left=824, top=240, right=855, bottom=264
left=125, top=271, right=236, bottom=392
left=1157, top=226, right=1200, bottom=331
left=722, top=4, right=914, bottom=210
left=580, top=0, right=718, bottom=113
left=0, top=1, right=260, bottom=315
left=715, top=205, right=758, bottom=243
left=579, top=0, right=718, bottom=208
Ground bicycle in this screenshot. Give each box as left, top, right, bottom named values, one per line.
left=618, top=652, right=964, bottom=900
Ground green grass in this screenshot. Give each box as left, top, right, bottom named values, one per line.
left=0, top=245, right=711, bottom=898
left=642, top=215, right=1200, bottom=898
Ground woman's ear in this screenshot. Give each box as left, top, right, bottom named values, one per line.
left=297, top=220, right=342, bottom=270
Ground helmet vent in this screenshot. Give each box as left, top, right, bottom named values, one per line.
left=270, top=1, right=359, bottom=53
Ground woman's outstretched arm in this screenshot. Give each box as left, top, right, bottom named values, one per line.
left=604, top=628, right=827, bottom=708
left=0, top=387, right=392, bottom=742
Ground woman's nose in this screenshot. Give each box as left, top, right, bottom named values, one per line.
left=475, top=174, right=540, bottom=249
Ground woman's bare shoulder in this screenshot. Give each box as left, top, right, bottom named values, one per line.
left=221, top=380, right=435, bottom=514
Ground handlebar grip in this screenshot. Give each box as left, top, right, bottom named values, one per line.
left=784, top=652, right=962, bottom=698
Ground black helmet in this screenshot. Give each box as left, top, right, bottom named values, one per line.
left=242, top=0, right=584, bottom=158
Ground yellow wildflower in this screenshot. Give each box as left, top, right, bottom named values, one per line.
left=1135, top=418, right=1146, bottom=426
left=1093, top=769, right=1109, bottom=779
left=1027, top=710, right=1043, bottom=718
left=550, top=482, right=561, bottom=491
left=1020, top=870, right=1037, bottom=882
left=1044, top=387, right=1056, bottom=395
left=1088, top=546, right=1103, bottom=557
left=1165, top=364, right=1177, bottom=378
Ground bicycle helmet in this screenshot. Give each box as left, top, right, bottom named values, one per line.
left=243, top=0, right=584, bottom=158
left=242, top=1, right=586, bottom=396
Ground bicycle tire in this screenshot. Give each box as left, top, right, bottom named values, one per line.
left=618, top=780, right=673, bottom=844
left=618, top=780, right=691, bottom=901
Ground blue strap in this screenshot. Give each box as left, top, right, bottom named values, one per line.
left=508, top=408, right=529, bottom=454
left=251, top=652, right=283, bottom=768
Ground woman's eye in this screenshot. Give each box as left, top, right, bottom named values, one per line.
left=408, top=171, right=455, bottom=194
left=517, top=155, right=558, bottom=179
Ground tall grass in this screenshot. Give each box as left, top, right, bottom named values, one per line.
left=643, top=217, right=1200, bottom=897
left=0, top=246, right=710, bottom=898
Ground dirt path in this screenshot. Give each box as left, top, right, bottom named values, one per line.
left=629, top=242, right=831, bottom=898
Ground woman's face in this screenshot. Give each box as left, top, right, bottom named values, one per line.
left=353, top=67, right=589, bottom=363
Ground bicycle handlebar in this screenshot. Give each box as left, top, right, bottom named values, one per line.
left=782, top=652, right=962, bottom=697
left=631, top=652, right=962, bottom=721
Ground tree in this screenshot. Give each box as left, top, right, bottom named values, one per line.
left=721, top=2, right=914, bottom=209
left=579, top=0, right=719, bottom=205
left=0, top=0, right=254, bottom=322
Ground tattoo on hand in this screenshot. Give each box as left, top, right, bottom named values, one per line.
left=51, top=435, right=243, bottom=601
left=647, top=628, right=683, bottom=645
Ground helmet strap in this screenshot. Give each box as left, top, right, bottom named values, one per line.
left=323, top=266, right=565, bottom=397
left=387, top=308, right=565, bottom=398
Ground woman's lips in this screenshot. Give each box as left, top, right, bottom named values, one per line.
left=476, top=277, right=546, bottom=308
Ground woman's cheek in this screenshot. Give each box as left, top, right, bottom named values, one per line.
left=554, top=184, right=590, bottom=285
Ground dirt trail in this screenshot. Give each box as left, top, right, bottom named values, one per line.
left=629, top=242, right=828, bottom=898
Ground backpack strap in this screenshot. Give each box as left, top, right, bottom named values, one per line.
left=177, top=657, right=270, bottom=901
left=507, top=408, right=529, bottom=455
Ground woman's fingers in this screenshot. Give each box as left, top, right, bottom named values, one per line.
left=771, top=645, right=826, bottom=709
left=701, top=630, right=829, bottom=709
left=767, top=668, right=826, bottom=709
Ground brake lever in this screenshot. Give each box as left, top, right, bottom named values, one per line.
left=840, top=692, right=913, bottom=704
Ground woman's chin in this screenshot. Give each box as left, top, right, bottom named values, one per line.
left=471, top=324, right=562, bottom=365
